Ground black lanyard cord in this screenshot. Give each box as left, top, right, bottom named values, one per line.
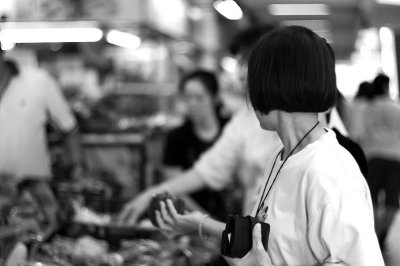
left=256, top=121, right=320, bottom=217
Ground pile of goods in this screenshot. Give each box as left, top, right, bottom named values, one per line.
left=36, top=234, right=218, bottom=266
left=1, top=176, right=220, bottom=266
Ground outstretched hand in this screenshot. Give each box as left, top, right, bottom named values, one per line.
left=117, top=191, right=153, bottom=225
left=223, top=223, right=273, bottom=266
left=155, top=199, right=205, bottom=236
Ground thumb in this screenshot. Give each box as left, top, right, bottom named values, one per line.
left=252, top=223, right=263, bottom=250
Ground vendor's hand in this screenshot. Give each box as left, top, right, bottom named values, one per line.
left=155, top=199, right=204, bottom=236
left=223, top=224, right=273, bottom=266
left=117, top=191, right=152, bottom=225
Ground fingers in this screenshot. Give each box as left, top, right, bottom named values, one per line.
left=252, top=223, right=263, bottom=251
left=166, top=199, right=179, bottom=218
left=155, top=210, right=172, bottom=231
left=160, top=201, right=174, bottom=224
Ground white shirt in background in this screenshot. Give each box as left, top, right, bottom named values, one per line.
left=194, top=107, right=282, bottom=214
left=251, top=130, right=384, bottom=266
left=0, top=69, right=76, bottom=180
left=354, top=97, right=400, bottom=161
left=384, top=210, right=400, bottom=266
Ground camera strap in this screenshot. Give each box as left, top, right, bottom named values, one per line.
left=256, top=121, right=320, bottom=221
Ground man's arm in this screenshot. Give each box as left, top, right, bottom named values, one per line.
left=41, top=70, right=84, bottom=178
left=63, top=127, right=84, bottom=179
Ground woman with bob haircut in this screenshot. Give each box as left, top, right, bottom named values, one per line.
left=149, top=26, right=384, bottom=266
left=224, top=25, right=383, bottom=266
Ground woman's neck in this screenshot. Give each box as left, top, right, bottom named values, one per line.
left=193, top=111, right=220, bottom=141
left=276, top=112, right=324, bottom=160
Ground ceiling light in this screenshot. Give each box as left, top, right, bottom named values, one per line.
left=106, top=30, right=141, bottom=49
left=0, top=41, right=15, bottom=50
left=376, top=0, right=400, bottom=5
left=379, top=27, right=398, bottom=99
left=0, top=28, right=103, bottom=43
left=379, top=27, right=393, bottom=44
left=214, top=0, right=243, bottom=20
left=268, top=4, right=330, bottom=16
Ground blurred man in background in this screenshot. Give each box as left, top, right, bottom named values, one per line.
left=0, top=47, right=83, bottom=179
left=0, top=44, right=83, bottom=236
left=353, top=73, right=400, bottom=249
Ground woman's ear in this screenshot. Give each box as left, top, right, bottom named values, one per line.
left=256, top=110, right=277, bottom=130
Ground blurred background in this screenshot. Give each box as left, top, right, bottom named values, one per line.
left=1, top=0, right=400, bottom=265
left=1, top=0, right=399, bottom=193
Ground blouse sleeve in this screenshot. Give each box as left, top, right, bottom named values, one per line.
left=308, top=193, right=384, bottom=266
left=42, top=71, right=76, bottom=133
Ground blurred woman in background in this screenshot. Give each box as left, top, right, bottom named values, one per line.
left=348, top=81, right=373, bottom=140
left=162, top=69, right=231, bottom=221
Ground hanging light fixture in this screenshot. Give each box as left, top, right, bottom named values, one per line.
left=0, top=22, right=103, bottom=43
left=376, top=0, right=400, bottom=5
left=213, top=0, right=243, bottom=20
left=106, top=30, right=141, bottom=49
left=268, top=4, right=330, bottom=16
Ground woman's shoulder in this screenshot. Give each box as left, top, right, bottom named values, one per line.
left=304, top=140, right=367, bottom=198
left=295, top=132, right=364, bottom=187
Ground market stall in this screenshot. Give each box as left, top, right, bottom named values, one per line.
left=1, top=175, right=220, bottom=266
left=0, top=0, right=228, bottom=265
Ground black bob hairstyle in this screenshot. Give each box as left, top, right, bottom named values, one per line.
left=247, top=25, right=336, bottom=114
